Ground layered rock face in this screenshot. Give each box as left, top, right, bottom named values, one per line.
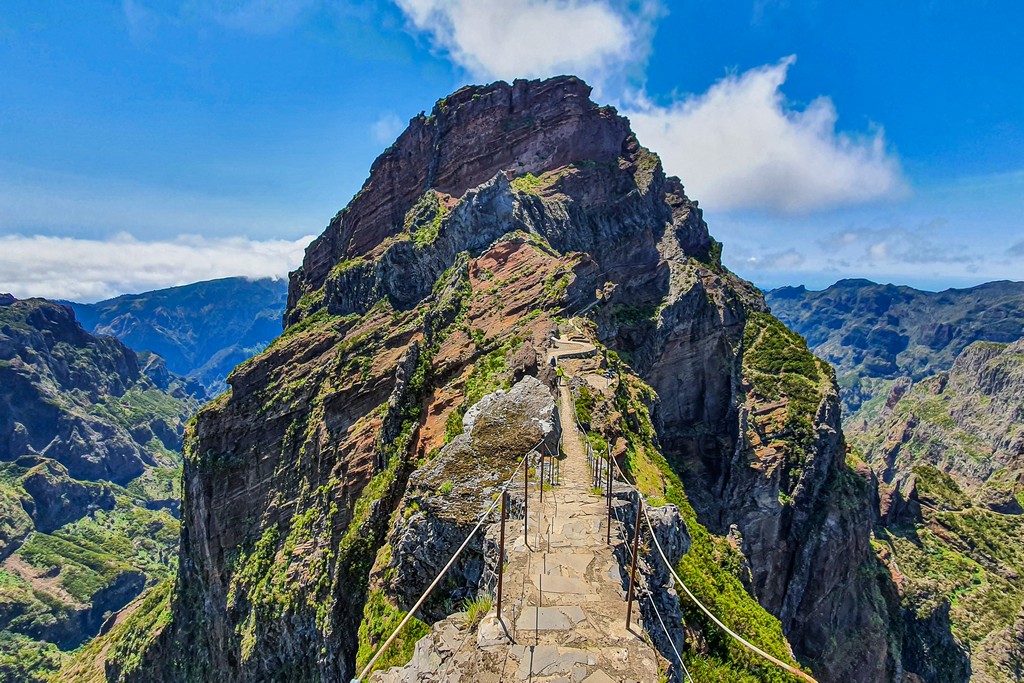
left=848, top=338, right=1024, bottom=681
left=98, top=77, right=903, bottom=683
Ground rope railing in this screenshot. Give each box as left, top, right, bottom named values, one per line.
left=609, top=486, right=694, bottom=683
left=353, top=439, right=543, bottom=682
left=608, top=446, right=818, bottom=683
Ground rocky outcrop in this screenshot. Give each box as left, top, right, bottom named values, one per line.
left=0, top=297, right=192, bottom=483
left=19, top=458, right=116, bottom=532
left=852, top=338, right=1024, bottom=494
left=376, top=376, right=557, bottom=618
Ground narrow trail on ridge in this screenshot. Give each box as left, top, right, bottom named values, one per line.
left=373, top=369, right=663, bottom=682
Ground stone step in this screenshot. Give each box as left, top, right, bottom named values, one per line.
left=530, top=572, right=590, bottom=594
left=514, top=605, right=586, bottom=631
left=510, top=644, right=595, bottom=680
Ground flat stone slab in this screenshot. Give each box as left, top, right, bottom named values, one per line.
left=511, top=645, right=594, bottom=679
left=544, top=553, right=593, bottom=574
left=515, top=605, right=586, bottom=631
left=531, top=573, right=590, bottom=594
left=477, top=614, right=513, bottom=649
left=581, top=671, right=617, bottom=683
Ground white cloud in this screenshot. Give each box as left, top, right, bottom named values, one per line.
left=391, top=3, right=905, bottom=215
left=625, top=56, right=906, bottom=214
left=0, top=233, right=312, bottom=302
left=743, top=248, right=805, bottom=271
left=392, top=0, right=660, bottom=89
left=371, top=113, right=406, bottom=146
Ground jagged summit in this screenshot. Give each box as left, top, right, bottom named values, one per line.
left=293, top=76, right=629, bottom=299
left=286, top=75, right=719, bottom=327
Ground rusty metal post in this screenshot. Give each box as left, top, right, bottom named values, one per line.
left=625, top=493, right=643, bottom=630
left=497, top=490, right=507, bottom=620
left=606, top=454, right=613, bottom=545
left=523, top=455, right=528, bottom=537
left=539, top=452, right=545, bottom=502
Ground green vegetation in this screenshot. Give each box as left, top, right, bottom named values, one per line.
left=462, top=595, right=492, bottom=629
left=610, top=303, right=659, bottom=327
left=19, top=498, right=177, bottom=604
left=293, top=286, right=326, bottom=317
left=354, top=590, right=430, bottom=675
left=510, top=173, right=545, bottom=195
left=912, top=464, right=971, bottom=511
left=58, top=578, right=175, bottom=683
left=541, top=271, right=571, bottom=304
left=403, top=191, right=449, bottom=247
left=742, top=312, right=834, bottom=493
left=0, top=632, right=63, bottom=683
left=573, top=384, right=595, bottom=426
left=606, top=363, right=810, bottom=682
left=442, top=344, right=513, bottom=444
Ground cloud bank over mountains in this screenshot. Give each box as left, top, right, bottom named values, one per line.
left=0, top=233, right=310, bottom=302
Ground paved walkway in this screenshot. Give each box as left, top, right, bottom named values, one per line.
left=373, top=381, right=661, bottom=682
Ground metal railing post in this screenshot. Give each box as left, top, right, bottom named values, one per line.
left=606, top=452, right=613, bottom=545
left=626, top=493, right=643, bottom=630
left=523, top=455, right=529, bottom=537
left=497, top=490, right=507, bottom=621
left=539, top=452, right=545, bottom=502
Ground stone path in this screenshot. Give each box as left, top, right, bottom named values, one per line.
left=372, top=381, right=663, bottom=682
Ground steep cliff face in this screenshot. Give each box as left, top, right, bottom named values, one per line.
left=88, top=77, right=900, bottom=683
left=848, top=338, right=1024, bottom=681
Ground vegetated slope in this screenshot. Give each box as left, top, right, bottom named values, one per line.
left=71, top=277, right=289, bottom=398
left=0, top=295, right=196, bottom=682
left=766, top=279, right=1024, bottom=416
left=68, top=76, right=908, bottom=683
left=847, top=338, right=1024, bottom=682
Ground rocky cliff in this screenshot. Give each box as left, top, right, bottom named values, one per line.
left=848, top=338, right=1024, bottom=680
left=0, top=296, right=196, bottom=681
left=73, top=76, right=909, bottom=683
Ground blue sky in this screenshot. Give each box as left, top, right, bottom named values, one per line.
left=1, top=0, right=1021, bottom=300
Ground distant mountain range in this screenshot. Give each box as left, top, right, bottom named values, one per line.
left=69, top=277, right=289, bottom=398
left=766, top=279, right=1024, bottom=414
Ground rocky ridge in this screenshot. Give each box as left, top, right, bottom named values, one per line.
left=766, top=279, right=1024, bottom=417
left=67, top=76, right=914, bottom=683
left=71, top=276, right=289, bottom=398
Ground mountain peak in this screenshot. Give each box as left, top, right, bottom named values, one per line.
left=292, top=76, right=634, bottom=303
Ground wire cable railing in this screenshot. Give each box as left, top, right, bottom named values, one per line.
left=609, top=485, right=694, bottom=683
left=353, top=438, right=544, bottom=682
left=607, top=446, right=818, bottom=683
